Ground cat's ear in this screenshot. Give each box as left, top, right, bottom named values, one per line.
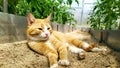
left=27, top=13, right=35, bottom=26
left=46, top=14, right=52, bottom=23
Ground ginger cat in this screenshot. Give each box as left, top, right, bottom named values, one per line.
left=27, top=13, right=106, bottom=68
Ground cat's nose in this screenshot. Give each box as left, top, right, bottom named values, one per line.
left=45, top=33, right=48, bottom=37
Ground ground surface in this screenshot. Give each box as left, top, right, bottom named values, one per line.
left=0, top=32, right=120, bottom=68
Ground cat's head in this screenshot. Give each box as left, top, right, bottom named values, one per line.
left=27, top=13, right=52, bottom=41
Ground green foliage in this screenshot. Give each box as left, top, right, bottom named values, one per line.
left=0, top=0, right=3, bottom=11
left=87, top=0, right=120, bottom=30
left=8, top=0, right=18, bottom=14
left=16, top=0, right=79, bottom=24
left=1, top=0, right=79, bottom=24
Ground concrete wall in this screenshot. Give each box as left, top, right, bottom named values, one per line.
left=105, top=30, right=120, bottom=51
left=0, top=12, right=27, bottom=43
left=90, top=30, right=120, bottom=51
left=0, top=12, right=74, bottom=43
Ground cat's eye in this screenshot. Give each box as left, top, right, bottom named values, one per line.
left=47, top=27, right=50, bottom=30
left=38, top=28, right=42, bottom=30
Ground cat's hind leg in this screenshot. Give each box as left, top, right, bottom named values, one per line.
left=70, top=39, right=106, bottom=52
left=82, top=42, right=107, bottom=52
left=69, top=39, right=93, bottom=51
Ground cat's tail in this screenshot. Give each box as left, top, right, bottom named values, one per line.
left=82, top=42, right=106, bottom=52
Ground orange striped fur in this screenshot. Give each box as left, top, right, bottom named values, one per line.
left=27, top=13, right=106, bottom=68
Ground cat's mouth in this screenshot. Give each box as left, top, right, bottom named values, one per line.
left=40, top=36, right=49, bottom=41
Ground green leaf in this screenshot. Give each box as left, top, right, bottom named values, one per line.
left=75, top=0, right=79, bottom=5
left=87, top=0, right=120, bottom=30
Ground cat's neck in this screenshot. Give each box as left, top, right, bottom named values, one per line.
left=28, top=38, right=49, bottom=42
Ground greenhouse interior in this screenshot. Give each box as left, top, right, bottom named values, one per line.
left=0, top=0, right=120, bottom=68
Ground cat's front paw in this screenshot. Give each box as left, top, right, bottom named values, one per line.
left=58, top=60, right=69, bottom=66
left=79, top=52, right=86, bottom=60
left=50, top=64, right=58, bottom=68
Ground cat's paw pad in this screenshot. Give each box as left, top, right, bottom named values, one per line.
left=50, top=64, right=58, bottom=68
left=58, top=60, right=69, bottom=66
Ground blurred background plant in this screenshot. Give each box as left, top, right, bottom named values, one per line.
left=87, top=0, right=120, bottom=30
left=0, top=0, right=2, bottom=11
left=0, top=0, right=79, bottom=25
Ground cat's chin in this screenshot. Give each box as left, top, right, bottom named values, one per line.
left=40, top=37, right=49, bottom=41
